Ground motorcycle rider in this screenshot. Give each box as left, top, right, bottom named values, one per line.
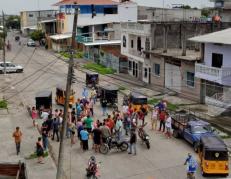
left=86, top=156, right=99, bottom=178
left=184, top=153, right=197, bottom=178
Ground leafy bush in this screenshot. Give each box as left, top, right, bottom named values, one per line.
left=0, top=100, right=7, bottom=109
left=30, top=30, right=44, bottom=41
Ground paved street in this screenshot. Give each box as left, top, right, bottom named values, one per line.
left=0, top=32, right=230, bottom=179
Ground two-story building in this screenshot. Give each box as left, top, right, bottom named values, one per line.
left=20, top=10, right=57, bottom=35
left=121, top=22, right=152, bottom=82
left=189, top=28, right=231, bottom=107
left=50, top=0, right=137, bottom=72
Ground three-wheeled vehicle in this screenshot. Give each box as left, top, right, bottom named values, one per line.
left=128, top=92, right=148, bottom=111
left=86, top=72, right=99, bottom=88
left=55, top=85, right=75, bottom=106
left=98, top=84, right=118, bottom=106
left=199, top=135, right=229, bottom=176
left=35, top=90, right=52, bottom=116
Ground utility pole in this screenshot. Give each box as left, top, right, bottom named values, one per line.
left=56, top=3, right=78, bottom=179
left=2, top=11, right=6, bottom=74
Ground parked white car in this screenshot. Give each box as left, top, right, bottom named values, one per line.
left=27, top=39, right=36, bottom=47
left=0, top=62, right=23, bottom=73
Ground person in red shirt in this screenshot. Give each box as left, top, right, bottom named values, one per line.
left=105, top=115, right=114, bottom=133
left=158, top=110, right=166, bottom=132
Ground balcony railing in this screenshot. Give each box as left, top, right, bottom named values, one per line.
left=76, top=35, right=93, bottom=43
left=195, top=63, right=231, bottom=85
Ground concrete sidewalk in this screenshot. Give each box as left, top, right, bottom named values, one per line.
left=0, top=76, right=56, bottom=179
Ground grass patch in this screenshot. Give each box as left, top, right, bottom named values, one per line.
left=118, top=86, right=126, bottom=91
left=60, top=51, right=84, bottom=59
left=83, top=63, right=116, bottom=75
left=147, top=98, right=161, bottom=105
left=167, top=103, right=179, bottom=111
left=26, top=151, right=49, bottom=160
left=0, top=100, right=7, bottom=109
left=147, top=98, right=179, bottom=111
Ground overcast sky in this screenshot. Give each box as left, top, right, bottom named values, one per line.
left=1, top=0, right=214, bottom=15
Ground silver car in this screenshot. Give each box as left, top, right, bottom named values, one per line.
left=0, top=62, right=23, bottom=73
left=27, top=39, right=36, bottom=47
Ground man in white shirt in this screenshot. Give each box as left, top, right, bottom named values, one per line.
left=41, top=111, right=49, bottom=121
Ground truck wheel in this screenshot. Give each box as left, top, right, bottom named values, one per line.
left=173, top=130, right=179, bottom=138
left=193, top=142, right=199, bottom=153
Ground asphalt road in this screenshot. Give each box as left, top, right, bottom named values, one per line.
left=1, top=31, right=230, bottom=179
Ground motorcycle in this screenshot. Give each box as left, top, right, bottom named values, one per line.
left=86, top=156, right=100, bottom=179
left=99, top=136, right=129, bottom=154
left=138, top=123, right=150, bottom=149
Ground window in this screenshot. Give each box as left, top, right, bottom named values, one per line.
left=123, top=36, right=126, bottom=48
left=62, top=22, right=64, bottom=30
left=153, top=63, right=160, bottom=76
left=129, top=61, right=132, bottom=71
left=131, top=40, right=133, bottom=48
left=187, top=72, right=195, bottom=87
left=212, top=53, right=223, bottom=68
left=144, top=68, right=148, bottom=78
left=104, top=7, right=118, bottom=14
left=137, top=37, right=141, bottom=51
left=29, top=14, right=33, bottom=17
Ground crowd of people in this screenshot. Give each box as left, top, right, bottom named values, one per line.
left=13, top=87, right=174, bottom=163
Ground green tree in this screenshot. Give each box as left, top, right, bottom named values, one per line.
left=5, top=15, right=20, bottom=29
left=182, top=5, right=191, bottom=9
left=30, top=30, right=44, bottom=41
left=201, top=8, right=211, bottom=17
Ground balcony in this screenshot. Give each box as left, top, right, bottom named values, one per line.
left=76, top=32, right=119, bottom=44
left=195, top=63, right=231, bottom=85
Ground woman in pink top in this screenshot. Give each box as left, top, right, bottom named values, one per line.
left=31, top=106, right=37, bottom=127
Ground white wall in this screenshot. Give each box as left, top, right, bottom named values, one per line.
left=63, top=3, right=137, bottom=32
left=204, top=43, right=231, bottom=67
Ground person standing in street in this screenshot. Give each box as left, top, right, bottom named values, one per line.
left=41, top=121, right=48, bottom=151
left=101, top=99, right=107, bottom=116
left=128, top=129, right=137, bottom=155
left=12, top=127, right=22, bottom=155
left=115, top=117, right=123, bottom=141
left=100, top=122, right=111, bottom=143
left=151, top=107, right=158, bottom=130
left=36, top=137, right=44, bottom=164
left=165, top=113, right=172, bottom=138
left=158, top=110, right=166, bottom=132
left=84, top=115, right=94, bottom=133
left=80, top=128, right=89, bottom=151
left=52, top=117, right=60, bottom=142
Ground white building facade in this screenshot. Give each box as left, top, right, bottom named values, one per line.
left=190, top=28, right=231, bottom=107
left=121, top=22, right=152, bottom=83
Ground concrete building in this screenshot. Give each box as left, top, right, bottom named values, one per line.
left=51, top=0, right=137, bottom=72
left=189, top=28, right=231, bottom=107
left=20, top=10, right=57, bottom=35
left=138, top=6, right=202, bottom=22
left=121, top=21, right=231, bottom=101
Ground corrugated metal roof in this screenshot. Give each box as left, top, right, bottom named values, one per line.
left=189, top=28, right=231, bottom=45
left=54, top=0, right=119, bottom=6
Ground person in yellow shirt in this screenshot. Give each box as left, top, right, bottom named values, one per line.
left=12, top=127, right=22, bottom=155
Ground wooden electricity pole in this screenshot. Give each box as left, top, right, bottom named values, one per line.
left=56, top=3, right=78, bottom=179
left=2, top=11, right=6, bottom=74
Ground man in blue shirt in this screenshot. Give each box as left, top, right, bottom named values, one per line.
left=80, top=128, right=89, bottom=151
left=184, top=153, right=197, bottom=178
